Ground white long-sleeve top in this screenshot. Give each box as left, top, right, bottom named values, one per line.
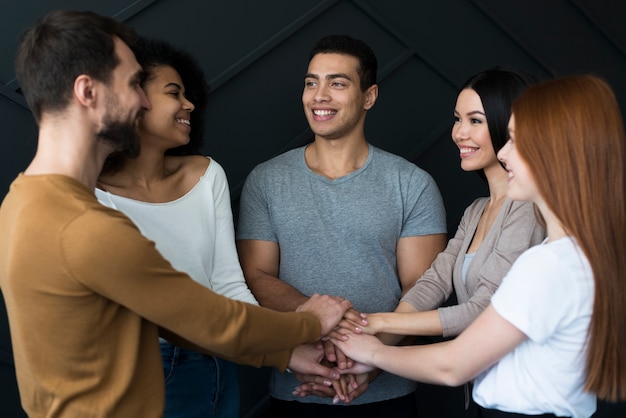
left=96, top=157, right=257, bottom=305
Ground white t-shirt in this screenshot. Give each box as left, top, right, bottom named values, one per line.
left=473, top=237, right=596, bottom=418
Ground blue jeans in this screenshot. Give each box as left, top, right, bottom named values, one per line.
left=161, top=341, right=240, bottom=418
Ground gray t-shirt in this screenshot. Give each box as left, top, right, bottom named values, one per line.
left=237, top=143, right=447, bottom=405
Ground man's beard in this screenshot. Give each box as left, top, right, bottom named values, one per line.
left=97, top=90, right=143, bottom=159
left=97, top=114, right=141, bottom=159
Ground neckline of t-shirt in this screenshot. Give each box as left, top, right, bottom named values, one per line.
left=300, top=143, right=374, bottom=185
left=95, top=160, right=213, bottom=207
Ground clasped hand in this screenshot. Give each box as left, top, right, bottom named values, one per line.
left=291, top=307, right=378, bottom=404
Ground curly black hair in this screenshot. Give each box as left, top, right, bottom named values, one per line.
left=133, top=37, right=209, bottom=156
left=102, top=37, right=209, bottom=173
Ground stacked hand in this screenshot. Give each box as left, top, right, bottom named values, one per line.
left=290, top=305, right=380, bottom=404
left=296, top=293, right=354, bottom=337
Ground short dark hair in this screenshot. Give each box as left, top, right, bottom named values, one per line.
left=132, top=37, right=209, bottom=156
left=14, top=10, right=138, bottom=124
left=309, top=35, right=377, bottom=91
left=460, top=67, right=536, bottom=156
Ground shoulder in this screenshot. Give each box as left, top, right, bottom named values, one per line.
left=499, top=238, right=590, bottom=304
left=167, top=154, right=212, bottom=177
left=463, top=197, right=490, bottom=217
left=370, top=146, right=435, bottom=182
left=504, top=199, right=536, bottom=215
left=543, top=238, right=588, bottom=269
left=65, top=202, right=143, bottom=256
left=510, top=239, right=581, bottom=277
left=500, top=199, right=541, bottom=227
left=164, top=155, right=213, bottom=185
left=64, top=206, right=177, bottom=287
left=371, top=146, right=413, bottom=168
left=248, top=148, right=304, bottom=178
left=262, top=148, right=303, bottom=167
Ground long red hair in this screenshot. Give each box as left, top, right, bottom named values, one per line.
left=512, top=75, right=626, bottom=401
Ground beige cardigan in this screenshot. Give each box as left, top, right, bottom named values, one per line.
left=402, top=197, right=545, bottom=337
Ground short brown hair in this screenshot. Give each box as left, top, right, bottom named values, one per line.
left=14, top=10, right=138, bottom=123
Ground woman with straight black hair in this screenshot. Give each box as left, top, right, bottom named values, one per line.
left=328, top=68, right=544, bottom=342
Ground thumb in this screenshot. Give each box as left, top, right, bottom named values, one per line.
left=308, top=363, right=340, bottom=380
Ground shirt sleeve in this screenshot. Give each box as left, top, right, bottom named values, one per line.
left=62, top=207, right=320, bottom=366
left=490, top=245, right=571, bottom=343
left=236, top=165, right=277, bottom=242
left=400, top=168, right=447, bottom=237
left=208, top=160, right=258, bottom=304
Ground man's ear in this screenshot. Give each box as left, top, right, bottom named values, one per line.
left=74, top=75, right=98, bottom=108
left=364, top=84, right=378, bottom=110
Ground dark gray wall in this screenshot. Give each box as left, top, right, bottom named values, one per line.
left=1, top=1, right=625, bottom=417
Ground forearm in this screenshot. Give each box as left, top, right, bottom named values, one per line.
left=238, top=239, right=307, bottom=311
left=248, top=272, right=308, bottom=311
left=142, top=278, right=321, bottom=357
left=159, top=327, right=292, bottom=369
left=371, top=341, right=466, bottom=386
left=397, top=234, right=447, bottom=297
left=438, top=298, right=489, bottom=337
left=339, top=305, right=526, bottom=388
left=373, top=310, right=444, bottom=337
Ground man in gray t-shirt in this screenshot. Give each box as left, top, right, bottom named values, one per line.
left=236, top=34, right=447, bottom=418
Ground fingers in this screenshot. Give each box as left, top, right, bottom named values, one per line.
left=329, top=331, right=384, bottom=366
left=324, top=327, right=350, bottom=342
left=331, top=374, right=349, bottom=403
left=290, top=334, right=376, bottom=405
left=289, top=343, right=339, bottom=379
left=348, top=373, right=358, bottom=390
left=345, top=373, right=370, bottom=401
left=334, top=295, right=353, bottom=310
left=293, top=372, right=333, bottom=387
left=292, top=372, right=371, bottom=404
left=334, top=346, right=353, bottom=370
left=299, top=294, right=353, bottom=337
left=295, top=354, right=341, bottom=381
left=323, top=339, right=337, bottom=362
left=343, top=308, right=368, bottom=326
left=337, top=315, right=378, bottom=335
left=336, top=361, right=377, bottom=375
left=318, top=341, right=354, bottom=371
left=292, top=382, right=336, bottom=398
left=336, top=318, right=363, bottom=334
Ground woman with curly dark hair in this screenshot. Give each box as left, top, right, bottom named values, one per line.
left=97, top=38, right=257, bottom=418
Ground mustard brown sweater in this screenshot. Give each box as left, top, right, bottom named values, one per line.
left=0, top=174, right=320, bottom=418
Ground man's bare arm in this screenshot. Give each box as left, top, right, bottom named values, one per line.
left=396, top=233, right=447, bottom=295
left=237, top=239, right=308, bottom=311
